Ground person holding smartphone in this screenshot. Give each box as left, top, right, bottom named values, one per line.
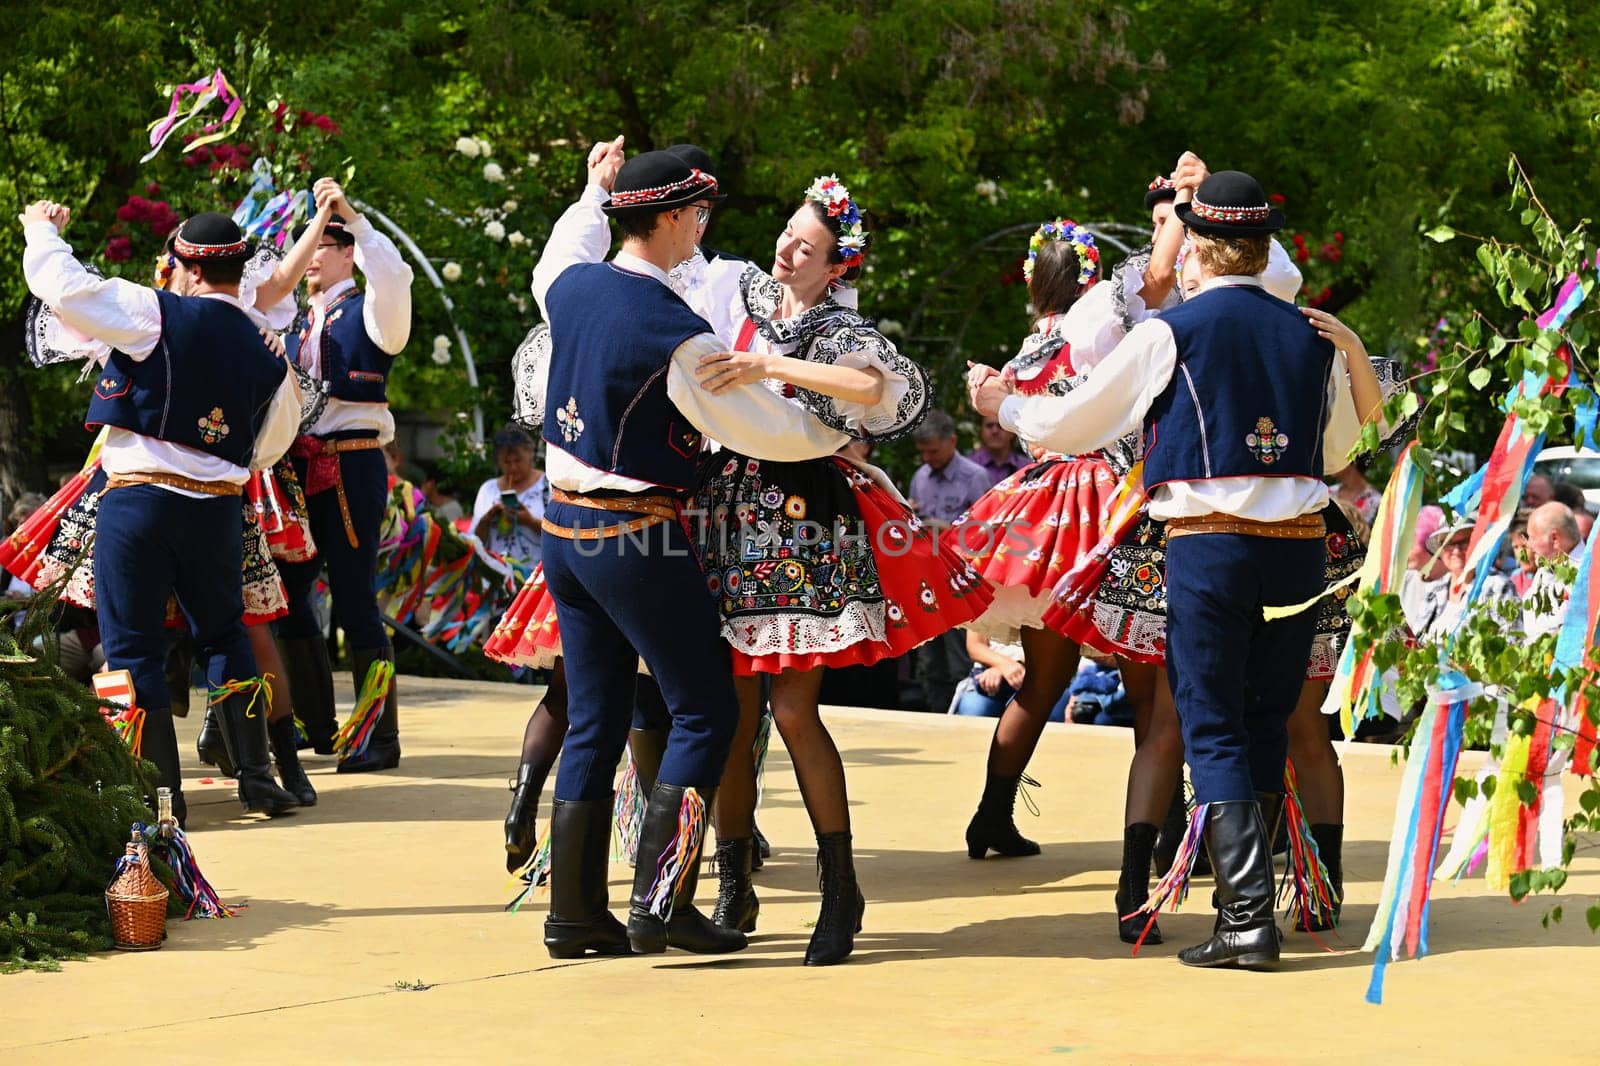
left=471, top=424, right=547, bottom=570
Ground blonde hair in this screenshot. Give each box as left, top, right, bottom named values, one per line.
left=1190, top=233, right=1270, bottom=277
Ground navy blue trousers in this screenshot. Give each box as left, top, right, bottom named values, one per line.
left=1164, top=531, right=1324, bottom=804
left=543, top=500, right=738, bottom=801
left=94, top=485, right=255, bottom=711
left=274, top=445, right=389, bottom=651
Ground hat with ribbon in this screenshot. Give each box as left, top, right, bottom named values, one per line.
left=171, top=211, right=252, bottom=262
left=602, top=150, right=725, bottom=217
left=1144, top=175, right=1177, bottom=210
left=1173, top=170, right=1285, bottom=238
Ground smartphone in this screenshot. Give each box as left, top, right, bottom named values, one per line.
left=500, top=490, right=522, bottom=512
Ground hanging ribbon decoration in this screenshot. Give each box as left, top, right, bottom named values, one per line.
left=140, top=69, right=245, bottom=164
left=1307, top=442, right=1425, bottom=737
left=1363, top=672, right=1475, bottom=1004
left=232, top=159, right=310, bottom=247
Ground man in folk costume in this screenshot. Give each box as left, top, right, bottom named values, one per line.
left=20, top=204, right=303, bottom=827
left=973, top=171, right=1364, bottom=969
left=530, top=149, right=849, bottom=958
left=274, top=178, right=414, bottom=772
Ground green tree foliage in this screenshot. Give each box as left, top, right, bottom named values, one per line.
left=4, top=1, right=1600, bottom=479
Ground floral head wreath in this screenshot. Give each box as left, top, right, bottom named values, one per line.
left=804, top=175, right=868, bottom=263
left=1024, top=218, right=1100, bottom=287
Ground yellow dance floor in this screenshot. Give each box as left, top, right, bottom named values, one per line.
left=4, top=675, right=1596, bottom=1064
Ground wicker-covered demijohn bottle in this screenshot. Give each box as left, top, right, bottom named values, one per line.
left=105, top=829, right=168, bottom=951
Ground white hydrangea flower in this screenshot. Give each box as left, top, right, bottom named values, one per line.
left=508, top=231, right=527, bottom=247
left=526, top=152, right=542, bottom=167
left=432, top=334, right=451, bottom=352
left=484, top=220, right=506, bottom=242
left=502, top=199, right=519, bottom=213
left=483, top=162, right=505, bottom=183
left=454, top=136, right=481, bottom=158
left=431, top=347, right=451, bottom=366
left=974, top=179, right=996, bottom=199
left=441, top=261, right=462, bottom=282
left=476, top=138, right=493, bottom=157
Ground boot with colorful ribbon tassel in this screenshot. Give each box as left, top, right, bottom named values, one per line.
left=543, top=796, right=632, bottom=959
left=1279, top=763, right=1339, bottom=935
left=335, top=647, right=400, bottom=773
left=1176, top=799, right=1281, bottom=970
left=208, top=678, right=299, bottom=816
left=614, top=727, right=666, bottom=866
left=627, top=783, right=746, bottom=955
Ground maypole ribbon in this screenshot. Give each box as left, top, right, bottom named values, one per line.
left=1362, top=672, right=1475, bottom=1004
left=1314, top=443, right=1424, bottom=737
left=140, top=68, right=244, bottom=164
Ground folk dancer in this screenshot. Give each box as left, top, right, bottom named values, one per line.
left=275, top=178, right=414, bottom=772
left=973, top=170, right=1363, bottom=969
left=20, top=204, right=302, bottom=826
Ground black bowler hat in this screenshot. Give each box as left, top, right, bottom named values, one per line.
left=1173, top=170, right=1285, bottom=238
left=602, top=150, right=725, bottom=217
left=292, top=204, right=354, bottom=246
left=666, top=143, right=716, bottom=176
left=172, top=212, right=252, bottom=261
left=1143, top=175, right=1177, bottom=210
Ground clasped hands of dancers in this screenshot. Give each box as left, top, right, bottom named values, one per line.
left=18, top=135, right=1387, bottom=972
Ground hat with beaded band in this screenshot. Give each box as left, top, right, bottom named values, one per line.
left=602, top=150, right=726, bottom=217
left=171, top=211, right=253, bottom=262
left=1173, top=170, right=1285, bottom=238
left=1144, top=175, right=1177, bottom=210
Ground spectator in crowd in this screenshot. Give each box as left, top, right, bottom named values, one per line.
left=1401, top=519, right=1516, bottom=640
left=1523, top=473, right=1555, bottom=510
left=908, top=410, right=989, bottom=712
left=1523, top=501, right=1584, bottom=636
left=1578, top=509, right=1595, bottom=543
left=471, top=425, right=547, bottom=570
left=969, top=416, right=1029, bottom=487
left=1408, top=504, right=1447, bottom=579
left=420, top=463, right=464, bottom=524
left=909, top=410, right=991, bottom=533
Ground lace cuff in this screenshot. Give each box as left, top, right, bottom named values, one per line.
left=511, top=324, right=551, bottom=430
left=794, top=326, right=930, bottom=442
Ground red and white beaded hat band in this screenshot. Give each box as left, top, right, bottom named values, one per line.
left=602, top=150, right=727, bottom=216
left=1172, top=170, right=1285, bottom=238
left=171, top=212, right=252, bottom=261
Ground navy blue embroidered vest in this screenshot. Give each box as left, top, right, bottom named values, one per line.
left=1142, top=285, right=1335, bottom=488
left=286, top=287, right=392, bottom=405
left=86, top=290, right=286, bottom=467
left=542, top=262, right=711, bottom=491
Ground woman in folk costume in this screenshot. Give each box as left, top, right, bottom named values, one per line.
left=948, top=187, right=1189, bottom=874
left=684, top=175, right=988, bottom=965
left=4, top=204, right=335, bottom=809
